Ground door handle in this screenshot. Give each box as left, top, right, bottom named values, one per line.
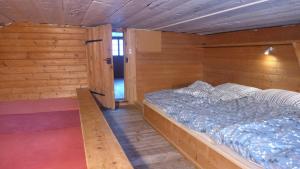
left=104, top=58, right=112, bottom=64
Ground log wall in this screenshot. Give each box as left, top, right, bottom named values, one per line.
left=202, top=25, right=300, bottom=92
left=135, top=31, right=204, bottom=105
left=0, top=23, right=88, bottom=101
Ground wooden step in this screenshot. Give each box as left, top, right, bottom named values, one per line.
left=77, top=88, right=133, bottom=169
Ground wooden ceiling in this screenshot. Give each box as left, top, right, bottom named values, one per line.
left=0, top=0, right=300, bottom=34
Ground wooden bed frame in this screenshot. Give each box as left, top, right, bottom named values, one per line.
left=143, top=100, right=263, bottom=169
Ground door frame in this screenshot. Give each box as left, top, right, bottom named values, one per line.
left=123, top=29, right=137, bottom=104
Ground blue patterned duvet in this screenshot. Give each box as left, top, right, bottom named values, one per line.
left=145, top=90, right=300, bottom=169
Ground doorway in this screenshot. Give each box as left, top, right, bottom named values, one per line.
left=112, top=32, right=125, bottom=101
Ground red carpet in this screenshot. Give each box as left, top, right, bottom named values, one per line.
left=0, top=99, right=87, bottom=169
left=0, top=98, right=78, bottom=115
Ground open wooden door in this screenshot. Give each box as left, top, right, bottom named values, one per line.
left=86, top=24, right=115, bottom=109
left=124, top=29, right=137, bottom=104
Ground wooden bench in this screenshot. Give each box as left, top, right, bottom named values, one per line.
left=77, top=88, right=133, bottom=169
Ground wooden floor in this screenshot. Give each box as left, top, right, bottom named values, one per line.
left=103, top=105, right=196, bottom=169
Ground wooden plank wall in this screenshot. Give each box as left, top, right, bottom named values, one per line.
left=202, top=25, right=300, bottom=92
left=0, top=23, right=88, bottom=101
left=135, top=31, right=204, bottom=105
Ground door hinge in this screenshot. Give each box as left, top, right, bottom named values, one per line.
left=104, top=58, right=112, bottom=64
left=90, top=90, right=105, bottom=96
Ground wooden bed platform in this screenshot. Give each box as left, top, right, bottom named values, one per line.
left=77, top=88, right=133, bottom=169
left=143, top=100, right=263, bottom=169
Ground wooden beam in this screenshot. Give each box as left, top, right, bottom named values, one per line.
left=293, top=42, right=300, bottom=67
left=77, top=88, right=133, bottom=169
left=200, top=40, right=299, bottom=48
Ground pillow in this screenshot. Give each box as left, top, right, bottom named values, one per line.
left=174, top=80, right=214, bottom=97
left=188, top=80, right=215, bottom=92
left=253, top=89, right=300, bottom=109
left=175, top=87, right=210, bottom=98
left=215, top=83, right=261, bottom=97
left=211, top=89, right=244, bottom=101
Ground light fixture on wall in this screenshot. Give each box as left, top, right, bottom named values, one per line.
left=264, top=47, right=273, bottom=55
left=263, top=46, right=278, bottom=67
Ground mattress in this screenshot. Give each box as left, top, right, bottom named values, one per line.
left=144, top=100, right=262, bottom=169
left=145, top=90, right=300, bottom=169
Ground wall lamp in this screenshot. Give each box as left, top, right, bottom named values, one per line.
left=264, top=47, right=274, bottom=55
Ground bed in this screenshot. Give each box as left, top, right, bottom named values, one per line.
left=143, top=82, right=300, bottom=169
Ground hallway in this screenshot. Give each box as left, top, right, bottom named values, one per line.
left=114, top=78, right=124, bottom=100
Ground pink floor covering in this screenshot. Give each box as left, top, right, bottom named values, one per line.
left=0, top=98, right=87, bottom=169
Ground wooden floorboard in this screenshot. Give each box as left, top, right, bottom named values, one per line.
left=103, top=105, right=196, bottom=169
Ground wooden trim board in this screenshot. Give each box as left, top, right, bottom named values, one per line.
left=77, top=88, right=133, bottom=169
left=143, top=101, right=262, bottom=169
left=293, top=42, right=300, bottom=67
left=200, top=40, right=300, bottom=48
